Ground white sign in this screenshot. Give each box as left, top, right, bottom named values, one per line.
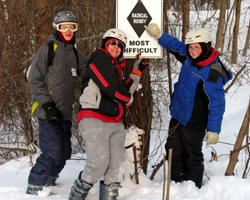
left=116, top=0, right=163, bottom=59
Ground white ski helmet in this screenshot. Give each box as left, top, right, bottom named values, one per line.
left=185, top=28, right=211, bottom=45
left=102, top=28, right=127, bottom=47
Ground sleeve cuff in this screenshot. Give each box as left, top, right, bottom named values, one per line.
left=132, top=69, right=142, bottom=77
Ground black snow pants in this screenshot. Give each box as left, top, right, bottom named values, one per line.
left=165, top=118, right=206, bottom=188
left=28, top=118, right=72, bottom=185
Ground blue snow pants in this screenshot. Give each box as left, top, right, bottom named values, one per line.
left=28, top=118, right=72, bottom=185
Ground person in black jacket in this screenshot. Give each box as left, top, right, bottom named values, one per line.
left=26, top=11, right=87, bottom=195
left=145, top=23, right=232, bottom=188
left=69, top=28, right=148, bottom=200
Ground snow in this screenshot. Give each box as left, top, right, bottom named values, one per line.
left=0, top=85, right=250, bottom=200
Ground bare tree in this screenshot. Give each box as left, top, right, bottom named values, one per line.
left=182, top=0, right=190, bottom=42
left=164, top=0, right=173, bottom=97
left=123, top=59, right=153, bottom=175
left=243, top=20, right=250, bottom=57
left=213, top=0, right=221, bottom=10
left=225, top=99, right=250, bottom=176
left=215, top=0, right=227, bottom=51
left=0, top=0, right=38, bottom=163
left=231, top=0, right=242, bottom=64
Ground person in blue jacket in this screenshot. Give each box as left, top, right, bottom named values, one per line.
left=144, top=24, right=232, bottom=188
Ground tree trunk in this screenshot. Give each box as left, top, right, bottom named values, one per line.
left=243, top=20, right=250, bottom=56
left=225, top=99, right=250, bottom=176
left=164, top=0, right=172, bottom=97
left=171, top=0, right=181, bottom=12
left=215, top=0, right=227, bottom=51
left=182, top=0, right=190, bottom=42
left=213, top=0, right=221, bottom=10
left=33, top=0, right=54, bottom=49
left=123, top=59, right=153, bottom=175
left=231, top=0, right=242, bottom=64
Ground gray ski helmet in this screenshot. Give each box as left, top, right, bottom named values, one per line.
left=52, top=11, right=77, bottom=29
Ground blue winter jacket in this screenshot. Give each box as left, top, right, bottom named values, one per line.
left=158, top=33, right=232, bottom=133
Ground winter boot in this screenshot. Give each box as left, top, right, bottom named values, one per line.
left=26, top=184, right=45, bottom=195
left=69, top=172, right=93, bottom=200
left=46, top=175, right=59, bottom=186
left=99, top=180, right=120, bottom=200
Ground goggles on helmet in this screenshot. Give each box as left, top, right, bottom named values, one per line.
left=56, top=22, right=78, bottom=32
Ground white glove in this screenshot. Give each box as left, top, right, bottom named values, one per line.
left=204, top=131, right=219, bottom=146
left=144, top=23, right=163, bottom=39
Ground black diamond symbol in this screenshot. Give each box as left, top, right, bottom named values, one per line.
left=127, top=2, right=152, bottom=38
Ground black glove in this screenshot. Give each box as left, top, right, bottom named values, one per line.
left=132, top=53, right=149, bottom=77
left=41, top=101, right=63, bottom=125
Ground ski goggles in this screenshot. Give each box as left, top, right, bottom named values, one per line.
left=56, top=22, right=78, bottom=32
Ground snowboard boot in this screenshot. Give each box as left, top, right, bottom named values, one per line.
left=26, top=184, right=45, bottom=195
left=46, top=175, right=59, bottom=186
left=69, top=171, right=93, bottom=200
left=99, top=180, right=120, bottom=200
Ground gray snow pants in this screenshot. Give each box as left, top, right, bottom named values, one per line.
left=79, top=117, right=126, bottom=185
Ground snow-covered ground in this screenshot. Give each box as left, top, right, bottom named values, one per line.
left=0, top=85, right=250, bottom=200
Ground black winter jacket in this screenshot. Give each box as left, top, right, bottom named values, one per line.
left=78, top=48, right=132, bottom=122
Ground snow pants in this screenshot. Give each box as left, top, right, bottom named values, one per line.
left=28, top=118, right=72, bottom=185
left=79, top=117, right=126, bottom=185
left=165, top=118, right=205, bottom=188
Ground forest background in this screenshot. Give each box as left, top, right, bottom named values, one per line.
left=0, top=0, right=250, bottom=180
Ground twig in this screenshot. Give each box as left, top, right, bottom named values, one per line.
left=133, top=143, right=139, bottom=184
left=162, top=153, right=166, bottom=200
left=217, top=141, right=235, bottom=146
left=150, top=159, right=164, bottom=180
left=203, top=163, right=210, bottom=180
left=150, top=124, right=179, bottom=180
left=166, top=149, right=172, bottom=200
